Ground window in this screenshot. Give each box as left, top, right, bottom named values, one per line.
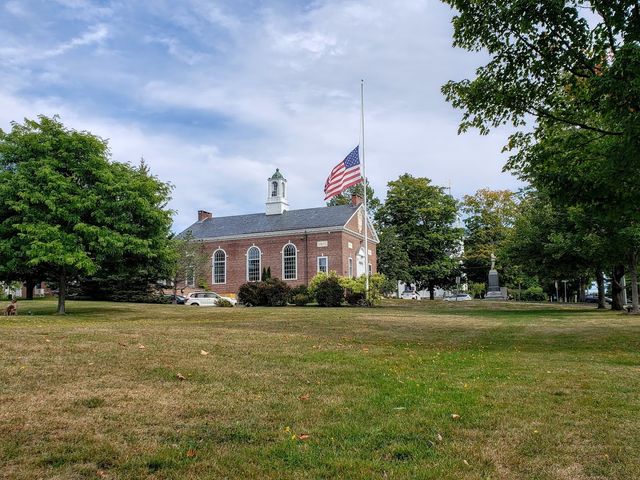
left=186, top=267, right=195, bottom=287
left=271, top=181, right=278, bottom=197
left=282, top=183, right=285, bottom=197
left=212, top=249, right=226, bottom=284
left=282, top=243, right=297, bottom=280
left=368, top=263, right=372, bottom=276
left=348, top=257, right=353, bottom=278
left=317, top=256, right=328, bottom=273
left=247, top=246, right=261, bottom=282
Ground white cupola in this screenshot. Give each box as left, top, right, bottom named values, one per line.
left=265, top=168, right=289, bottom=215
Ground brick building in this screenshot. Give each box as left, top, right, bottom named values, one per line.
left=179, top=169, right=378, bottom=296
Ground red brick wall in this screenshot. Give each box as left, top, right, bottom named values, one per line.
left=179, top=231, right=363, bottom=296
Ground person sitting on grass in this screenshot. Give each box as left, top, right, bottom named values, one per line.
left=5, top=299, right=17, bottom=316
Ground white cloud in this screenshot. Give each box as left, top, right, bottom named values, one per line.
left=0, top=0, right=523, bottom=232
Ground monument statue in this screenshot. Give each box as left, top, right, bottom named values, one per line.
left=485, top=252, right=507, bottom=300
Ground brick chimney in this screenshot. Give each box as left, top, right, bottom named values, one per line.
left=198, top=210, right=212, bottom=221
left=351, top=194, right=363, bottom=206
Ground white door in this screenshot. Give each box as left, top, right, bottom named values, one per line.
left=356, top=247, right=366, bottom=277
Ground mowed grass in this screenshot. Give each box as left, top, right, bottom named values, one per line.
left=1, top=300, right=639, bottom=479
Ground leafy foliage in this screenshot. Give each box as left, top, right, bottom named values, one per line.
left=376, top=174, right=463, bottom=298
left=326, top=180, right=381, bottom=219
left=0, top=116, right=174, bottom=313
left=309, top=272, right=344, bottom=307
left=237, top=278, right=290, bottom=307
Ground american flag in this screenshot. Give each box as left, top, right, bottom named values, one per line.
left=324, top=146, right=363, bottom=200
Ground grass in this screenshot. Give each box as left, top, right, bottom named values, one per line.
left=1, top=299, right=639, bottom=479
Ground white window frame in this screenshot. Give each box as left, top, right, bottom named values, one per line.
left=212, top=248, right=227, bottom=284
left=246, top=246, right=262, bottom=282
left=186, top=267, right=195, bottom=287
left=368, top=263, right=372, bottom=276
left=282, top=242, right=297, bottom=281
left=317, top=256, right=328, bottom=274
left=348, top=257, right=353, bottom=278
left=271, top=181, right=278, bottom=197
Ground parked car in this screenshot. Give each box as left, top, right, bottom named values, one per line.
left=400, top=290, right=421, bottom=300
left=185, top=291, right=237, bottom=306
left=443, top=293, right=472, bottom=302
left=163, top=294, right=187, bottom=304
left=584, top=294, right=611, bottom=304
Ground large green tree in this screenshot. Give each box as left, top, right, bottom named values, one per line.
left=442, top=1, right=640, bottom=311
left=462, top=188, right=519, bottom=284
left=377, top=174, right=463, bottom=299
left=0, top=116, right=174, bottom=314
left=376, top=226, right=412, bottom=287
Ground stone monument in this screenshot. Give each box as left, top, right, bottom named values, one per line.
left=485, top=253, right=507, bottom=300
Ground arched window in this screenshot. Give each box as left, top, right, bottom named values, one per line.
left=271, top=181, right=278, bottom=197
left=282, top=243, right=297, bottom=280
left=212, top=249, right=226, bottom=284
left=247, top=246, right=261, bottom=282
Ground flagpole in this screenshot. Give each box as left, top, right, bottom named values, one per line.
left=361, top=79, right=369, bottom=301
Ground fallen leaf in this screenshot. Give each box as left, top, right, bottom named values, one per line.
left=96, top=469, right=108, bottom=478
left=88, top=362, right=94, bottom=366
left=362, top=347, right=369, bottom=352
left=186, top=448, right=197, bottom=458
left=436, top=433, right=443, bottom=442
left=298, top=393, right=310, bottom=401
left=393, top=407, right=406, bottom=410
left=176, top=373, right=186, bottom=381
left=45, top=339, right=51, bottom=343
left=463, top=459, right=469, bottom=466
left=118, top=342, right=126, bottom=347
left=451, top=414, right=461, bottom=420
left=138, top=344, right=145, bottom=349
left=200, top=350, right=209, bottom=356
left=297, top=433, right=310, bottom=440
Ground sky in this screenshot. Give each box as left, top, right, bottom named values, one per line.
left=0, top=0, right=522, bottom=232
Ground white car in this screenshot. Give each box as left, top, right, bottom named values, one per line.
left=400, top=291, right=421, bottom=300
left=443, top=293, right=472, bottom=302
left=185, top=292, right=237, bottom=306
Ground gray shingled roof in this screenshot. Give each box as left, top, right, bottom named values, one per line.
left=180, top=204, right=360, bottom=239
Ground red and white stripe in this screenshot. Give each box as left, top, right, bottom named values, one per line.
left=324, top=162, right=362, bottom=200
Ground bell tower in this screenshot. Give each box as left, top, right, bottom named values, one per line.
left=266, top=168, right=289, bottom=215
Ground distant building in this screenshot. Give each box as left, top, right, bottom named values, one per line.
left=178, top=169, right=378, bottom=295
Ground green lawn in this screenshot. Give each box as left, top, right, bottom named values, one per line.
left=1, top=300, right=639, bottom=479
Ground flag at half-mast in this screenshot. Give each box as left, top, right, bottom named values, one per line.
left=324, top=146, right=362, bottom=200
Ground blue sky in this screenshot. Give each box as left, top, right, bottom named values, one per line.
left=0, top=0, right=520, bottom=232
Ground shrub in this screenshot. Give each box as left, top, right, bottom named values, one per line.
left=217, top=298, right=234, bottom=308
left=468, top=282, right=486, bottom=299
left=309, top=272, right=344, bottom=307
left=522, top=286, right=546, bottom=302
left=237, top=283, right=260, bottom=306
left=340, top=274, right=387, bottom=306
left=288, top=285, right=309, bottom=303
left=292, top=293, right=310, bottom=306
left=238, top=278, right=290, bottom=306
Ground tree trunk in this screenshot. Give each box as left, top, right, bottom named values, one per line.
left=596, top=270, right=606, bottom=309
left=25, top=278, right=35, bottom=300
left=629, top=253, right=639, bottom=314
left=429, top=285, right=435, bottom=300
left=57, top=270, right=66, bottom=315
left=172, top=277, right=178, bottom=305
left=611, top=265, right=625, bottom=311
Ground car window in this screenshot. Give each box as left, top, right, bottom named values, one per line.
left=205, top=293, right=216, bottom=298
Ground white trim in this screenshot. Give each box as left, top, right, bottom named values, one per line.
left=281, top=242, right=298, bottom=281
left=246, top=246, right=262, bottom=282
left=343, top=227, right=379, bottom=244
left=348, top=257, right=353, bottom=278
left=343, top=204, right=380, bottom=242
left=317, top=255, right=328, bottom=274
left=212, top=248, right=227, bottom=284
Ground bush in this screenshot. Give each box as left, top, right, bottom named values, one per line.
left=238, top=278, right=290, bottom=307
left=468, top=282, right=486, bottom=299
left=288, top=285, right=309, bottom=303
left=340, top=274, right=386, bottom=306
left=309, top=272, right=344, bottom=307
left=522, top=286, right=546, bottom=302
left=217, top=298, right=234, bottom=308
left=237, top=282, right=260, bottom=306
left=292, top=293, right=310, bottom=306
